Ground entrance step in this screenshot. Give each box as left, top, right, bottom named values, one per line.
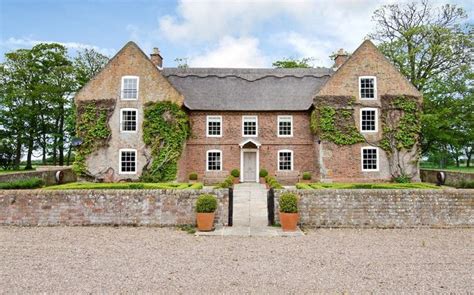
left=196, top=226, right=304, bottom=237
left=196, top=183, right=304, bottom=237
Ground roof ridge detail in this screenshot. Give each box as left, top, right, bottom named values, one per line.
left=164, top=73, right=332, bottom=83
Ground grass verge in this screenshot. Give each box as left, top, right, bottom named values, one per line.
left=0, top=178, right=44, bottom=189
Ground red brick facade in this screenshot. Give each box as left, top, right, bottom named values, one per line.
left=178, top=111, right=317, bottom=184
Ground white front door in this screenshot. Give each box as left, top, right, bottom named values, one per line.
left=243, top=152, right=257, bottom=182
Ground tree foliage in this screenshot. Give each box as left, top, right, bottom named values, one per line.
left=272, top=57, right=314, bottom=68
left=371, top=0, right=473, bottom=167
left=0, top=45, right=109, bottom=170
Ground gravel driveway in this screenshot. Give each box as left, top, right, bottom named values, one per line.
left=0, top=227, right=472, bottom=293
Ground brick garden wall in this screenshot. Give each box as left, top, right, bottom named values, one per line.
left=274, top=189, right=473, bottom=228
left=0, top=167, right=76, bottom=186
left=0, top=189, right=228, bottom=226
left=420, top=169, right=474, bottom=188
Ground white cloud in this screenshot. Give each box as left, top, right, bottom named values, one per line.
left=0, top=37, right=116, bottom=56
left=158, top=0, right=317, bottom=43
left=189, top=36, right=268, bottom=68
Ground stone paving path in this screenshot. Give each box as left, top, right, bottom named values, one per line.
left=197, top=183, right=303, bottom=237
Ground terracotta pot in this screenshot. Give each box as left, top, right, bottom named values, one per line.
left=300, top=179, right=311, bottom=183
left=189, top=180, right=197, bottom=184
left=233, top=177, right=240, bottom=184
left=259, top=177, right=266, bottom=184
left=196, top=212, right=215, bottom=231
left=279, top=212, right=299, bottom=231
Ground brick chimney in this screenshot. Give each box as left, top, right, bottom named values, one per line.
left=150, top=47, right=163, bottom=69
left=333, top=48, right=349, bottom=69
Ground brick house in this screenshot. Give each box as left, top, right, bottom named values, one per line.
left=75, top=39, right=422, bottom=184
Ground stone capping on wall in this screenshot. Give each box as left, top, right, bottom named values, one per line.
left=273, top=189, right=474, bottom=228
left=0, top=188, right=229, bottom=226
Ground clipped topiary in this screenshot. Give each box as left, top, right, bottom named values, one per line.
left=259, top=169, right=268, bottom=178
left=279, top=193, right=298, bottom=213
left=231, top=169, right=240, bottom=178
left=302, top=172, right=312, bottom=180
left=196, top=194, right=217, bottom=213
left=189, top=172, right=198, bottom=181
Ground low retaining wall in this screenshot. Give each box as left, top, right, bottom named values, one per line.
left=420, top=169, right=473, bottom=187
left=0, top=189, right=229, bottom=226
left=0, top=167, right=76, bottom=185
left=274, top=189, right=474, bottom=228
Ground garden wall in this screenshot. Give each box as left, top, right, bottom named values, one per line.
left=0, top=189, right=228, bottom=226
left=420, top=169, right=474, bottom=188
left=0, top=167, right=76, bottom=186
left=274, top=189, right=473, bottom=228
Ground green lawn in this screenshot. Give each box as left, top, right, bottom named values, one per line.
left=45, top=182, right=203, bottom=190
left=296, top=182, right=440, bottom=190
left=420, top=164, right=474, bottom=173
left=0, top=167, right=37, bottom=175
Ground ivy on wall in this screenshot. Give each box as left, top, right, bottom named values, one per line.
left=140, top=101, right=190, bottom=182
left=311, top=96, right=365, bottom=145
left=380, top=96, right=421, bottom=153
left=72, top=99, right=114, bottom=175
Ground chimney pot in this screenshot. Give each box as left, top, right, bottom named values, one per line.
left=333, top=48, right=349, bottom=69
left=150, top=47, right=163, bottom=69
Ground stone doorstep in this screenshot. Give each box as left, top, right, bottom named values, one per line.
left=195, top=225, right=304, bottom=237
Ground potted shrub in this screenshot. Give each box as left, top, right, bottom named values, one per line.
left=231, top=169, right=240, bottom=184
left=196, top=194, right=218, bottom=231
left=279, top=193, right=299, bottom=231
left=260, top=169, right=268, bottom=184
left=189, top=172, right=198, bottom=183
left=301, top=171, right=312, bottom=183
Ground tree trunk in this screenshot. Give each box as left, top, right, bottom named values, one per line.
left=14, top=136, right=22, bottom=169
left=52, top=118, right=59, bottom=165
left=25, top=137, right=34, bottom=170
left=58, top=104, right=65, bottom=166
left=466, top=149, right=472, bottom=168
left=66, top=145, right=72, bottom=166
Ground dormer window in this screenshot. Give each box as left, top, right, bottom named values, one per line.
left=121, top=76, right=139, bottom=100
left=359, top=76, right=376, bottom=100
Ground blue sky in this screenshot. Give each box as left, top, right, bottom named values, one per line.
left=1, top=0, right=472, bottom=67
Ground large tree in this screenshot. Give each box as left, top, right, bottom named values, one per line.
left=0, top=45, right=109, bottom=169
left=370, top=0, right=473, bottom=167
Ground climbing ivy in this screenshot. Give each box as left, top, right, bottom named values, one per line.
left=380, top=96, right=421, bottom=153
left=72, top=100, right=114, bottom=175
left=311, top=106, right=365, bottom=145
left=140, top=101, right=190, bottom=182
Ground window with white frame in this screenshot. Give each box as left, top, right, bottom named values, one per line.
left=207, top=150, right=222, bottom=171
left=278, top=150, right=293, bottom=171
left=360, top=108, right=378, bottom=132
left=206, top=116, right=222, bottom=137
left=120, top=149, right=137, bottom=174
left=361, top=147, right=378, bottom=171
left=242, top=116, right=258, bottom=137
left=278, top=115, right=293, bottom=137
left=120, top=108, right=137, bottom=132
left=359, top=76, right=376, bottom=100
left=121, top=76, right=139, bottom=100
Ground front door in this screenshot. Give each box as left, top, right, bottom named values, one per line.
left=243, top=152, right=257, bottom=182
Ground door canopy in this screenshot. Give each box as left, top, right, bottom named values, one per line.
left=239, top=139, right=261, bottom=149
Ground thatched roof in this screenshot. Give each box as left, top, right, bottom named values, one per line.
left=162, top=68, right=334, bottom=111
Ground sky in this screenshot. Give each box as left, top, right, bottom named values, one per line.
left=0, top=0, right=472, bottom=68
